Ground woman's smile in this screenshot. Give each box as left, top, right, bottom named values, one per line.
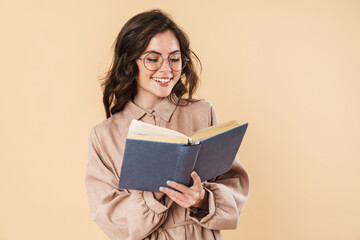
left=151, top=77, right=172, bottom=83
left=151, top=76, right=173, bottom=87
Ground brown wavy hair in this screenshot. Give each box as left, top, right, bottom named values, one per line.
left=101, top=9, right=201, bottom=118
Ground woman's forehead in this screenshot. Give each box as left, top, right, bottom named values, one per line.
left=144, top=30, right=180, bottom=54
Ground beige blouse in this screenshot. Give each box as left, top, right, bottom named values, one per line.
left=85, top=97, right=249, bottom=240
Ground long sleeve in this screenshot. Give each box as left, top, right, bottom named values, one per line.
left=188, top=103, right=250, bottom=229
left=85, top=127, right=173, bottom=240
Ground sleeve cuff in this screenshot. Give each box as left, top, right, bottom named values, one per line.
left=189, top=186, right=216, bottom=223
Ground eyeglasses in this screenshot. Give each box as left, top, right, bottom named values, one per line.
left=139, top=51, right=187, bottom=72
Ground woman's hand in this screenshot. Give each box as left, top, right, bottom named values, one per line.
left=159, top=171, right=209, bottom=209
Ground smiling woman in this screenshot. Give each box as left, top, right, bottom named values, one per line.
left=85, top=9, right=249, bottom=240
left=134, top=30, right=183, bottom=106
left=100, top=9, right=200, bottom=118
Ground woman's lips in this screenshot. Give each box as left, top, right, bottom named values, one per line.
left=151, top=77, right=173, bottom=87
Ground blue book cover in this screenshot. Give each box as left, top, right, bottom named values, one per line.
left=118, top=120, right=248, bottom=192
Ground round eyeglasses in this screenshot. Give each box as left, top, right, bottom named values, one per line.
left=139, top=52, right=187, bottom=72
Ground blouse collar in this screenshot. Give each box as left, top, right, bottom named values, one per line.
left=122, top=95, right=178, bottom=122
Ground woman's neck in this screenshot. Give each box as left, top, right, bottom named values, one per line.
left=133, top=94, right=163, bottom=111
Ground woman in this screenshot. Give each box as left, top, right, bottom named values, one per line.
left=86, top=9, right=249, bottom=240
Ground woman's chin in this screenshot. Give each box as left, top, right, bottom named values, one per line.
left=154, top=90, right=173, bottom=98
left=153, top=85, right=175, bottom=98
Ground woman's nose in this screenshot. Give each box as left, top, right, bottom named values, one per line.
left=159, top=58, right=172, bottom=72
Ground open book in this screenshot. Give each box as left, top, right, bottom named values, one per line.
left=118, top=120, right=248, bottom=192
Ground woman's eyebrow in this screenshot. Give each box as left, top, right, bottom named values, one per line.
left=143, top=50, right=181, bottom=55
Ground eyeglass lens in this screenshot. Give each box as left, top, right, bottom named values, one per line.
left=144, top=52, right=185, bottom=71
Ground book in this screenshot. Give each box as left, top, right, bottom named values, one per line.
left=118, top=119, right=248, bottom=192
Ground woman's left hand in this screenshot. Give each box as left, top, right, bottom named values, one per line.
left=159, top=171, right=209, bottom=209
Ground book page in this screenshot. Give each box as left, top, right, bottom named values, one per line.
left=190, top=120, right=240, bottom=142
left=127, top=120, right=189, bottom=144
left=127, top=134, right=188, bottom=144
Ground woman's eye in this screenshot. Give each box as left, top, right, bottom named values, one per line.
left=147, top=58, right=159, bottom=62
left=170, top=58, right=180, bottom=62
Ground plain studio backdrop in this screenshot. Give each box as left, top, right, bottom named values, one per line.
left=1, top=0, right=359, bottom=239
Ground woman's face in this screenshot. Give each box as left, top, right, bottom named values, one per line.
left=135, top=30, right=182, bottom=103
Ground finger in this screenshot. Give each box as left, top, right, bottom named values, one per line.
left=160, top=187, right=196, bottom=208
left=190, top=171, right=203, bottom=191
left=166, top=180, right=195, bottom=197
left=166, top=193, right=192, bottom=208
left=159, top=186, right=188, bottom=203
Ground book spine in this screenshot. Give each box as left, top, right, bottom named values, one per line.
left=172, top=145, right=202, bottom=186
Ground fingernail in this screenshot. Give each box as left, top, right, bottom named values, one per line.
left=167, top=180, right=173, bottom=185
left=191, top=171, right=197, bottom=176
left=159, top=187, right=165, bottom=192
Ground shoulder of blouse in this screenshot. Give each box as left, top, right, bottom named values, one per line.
left=176, top=98, right=219, bottom=127
left=89, top=110, right=129, bottom=139
left=177, top=98, right=215, bottom=111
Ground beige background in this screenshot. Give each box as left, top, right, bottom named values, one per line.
left=1, top=0, right=359, bottom=239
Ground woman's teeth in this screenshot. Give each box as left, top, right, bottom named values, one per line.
left=152, top=77, right=171, bottom=83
